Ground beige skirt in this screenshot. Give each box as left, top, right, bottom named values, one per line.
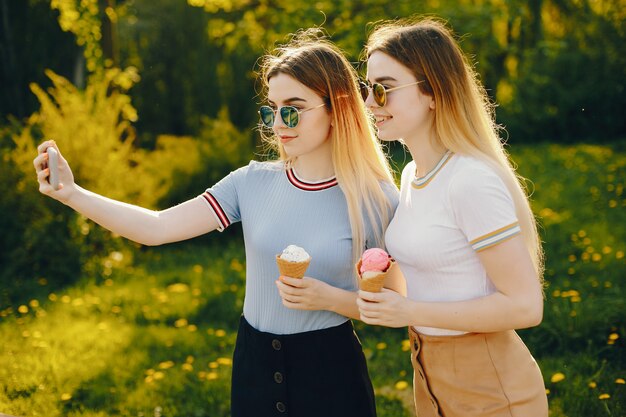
left=409, top=327, right=548, bottom=417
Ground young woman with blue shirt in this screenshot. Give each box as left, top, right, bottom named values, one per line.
left=356, top=18, right=548, bottom=417
left=34, top=31, right=400, bottom=417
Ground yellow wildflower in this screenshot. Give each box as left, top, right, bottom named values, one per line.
left=589, top=382, right=597, bottom=388
left=551, top=373, right=566, bottom=383
left=167, top=283, right=189, bottom=293
left=395, top=381, right=409, bottom=390
left=598, top=393, right=610, bottom=400
left=174, top=318, right=188, bottom=328
left=158, top=361, right=175, bottom=369
left=616, top=378, right=625, bottom=384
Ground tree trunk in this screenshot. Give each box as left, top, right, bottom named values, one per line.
left=99, top=0, right=118, bottom=66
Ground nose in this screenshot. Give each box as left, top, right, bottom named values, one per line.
left=363, top=88, right=379, bottom=109
left=270, top=109, right=285, bottom=134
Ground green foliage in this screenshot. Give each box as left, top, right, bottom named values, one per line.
left=0, top=67, right=253, bottom=310
left=500, top=19, right=626, bottom=142
left=50, top=0, right=104, bottom=72
left=24, top=68, right=149, bottom=202
left=3, top=1, right=625, bottom=142
left=0, top=67, right=146, bottom=306
left=152, top=108, right=255, bottom=208
left=0, top=0, right=80, bottom=120
left=0, top=126, right=82, bottom=308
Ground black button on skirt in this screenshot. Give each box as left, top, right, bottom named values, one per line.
left=231, top=316, right=377, bottom=417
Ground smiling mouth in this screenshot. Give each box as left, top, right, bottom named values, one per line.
left=279, top=135, right=297, bottom=144
left=374, top=115, right=392, bottom=126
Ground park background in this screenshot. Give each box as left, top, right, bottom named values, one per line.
left=0, top=0, right=624, bottom=416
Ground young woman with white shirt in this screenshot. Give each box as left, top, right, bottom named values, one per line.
left=356, top=18, right=548, bottom=417
left=33, top=31, right=400, bottom=417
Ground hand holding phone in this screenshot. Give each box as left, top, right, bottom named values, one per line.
left=46, top=147, right=60, bottom=190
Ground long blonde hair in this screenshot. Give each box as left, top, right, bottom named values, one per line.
left=366, top=17, right=544, bottom=279
left=259, top=29, right=397, bottom=263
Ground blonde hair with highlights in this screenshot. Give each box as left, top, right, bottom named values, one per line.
left=366, top=17, right=544, bottom=279
left=258, top=29, right=397, bottom=263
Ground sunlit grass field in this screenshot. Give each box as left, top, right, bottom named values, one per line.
left=1, top=143, right=624, bottom=417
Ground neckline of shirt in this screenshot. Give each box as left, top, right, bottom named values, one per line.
left=412, top=150, right=454, bottom=189
left=286, top=165, right=338, bottom=191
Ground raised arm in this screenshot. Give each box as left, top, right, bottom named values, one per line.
left=34, top=140, right=220, bottom=246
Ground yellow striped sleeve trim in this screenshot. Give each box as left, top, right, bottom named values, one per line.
left=470, top=222, right=521, bottom=252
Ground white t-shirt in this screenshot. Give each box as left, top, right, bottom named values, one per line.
left=385, top=152, right=520, bottom=336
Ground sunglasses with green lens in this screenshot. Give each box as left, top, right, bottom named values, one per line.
left=359, top=80, right=423, bottom=107
left=258, top=103, right=326, bottom=128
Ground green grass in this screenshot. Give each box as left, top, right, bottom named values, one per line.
left=1, top=143, right=624, bottom=416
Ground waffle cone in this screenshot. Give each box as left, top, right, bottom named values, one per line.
left=356, top=259, right=395, bottom=292
left=276, top=255, right=311, bottom=278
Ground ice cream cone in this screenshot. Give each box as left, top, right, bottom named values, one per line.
left=276, top=255, right=311, bottom=279
left=356, top=259, right=395, bottom=292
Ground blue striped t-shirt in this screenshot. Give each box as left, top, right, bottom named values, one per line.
left=201, top=160, right=399, bottom=334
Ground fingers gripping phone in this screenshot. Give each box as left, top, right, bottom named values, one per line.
left=46, top=147, right=61, bottom=190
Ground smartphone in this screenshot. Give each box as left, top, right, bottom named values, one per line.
left=46, top=147, right=60, bottom=190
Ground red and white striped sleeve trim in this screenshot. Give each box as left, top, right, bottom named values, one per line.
left=200, top=191, right=231, bottom=231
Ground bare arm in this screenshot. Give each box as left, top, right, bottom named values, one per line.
left=277, top=276, right=362, bottom=320
left=358, top=236, right=544, bottom=331
left=34, top=140, right=220, bottom=246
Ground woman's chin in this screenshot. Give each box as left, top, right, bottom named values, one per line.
left=375, top=131, right=401, bottom=143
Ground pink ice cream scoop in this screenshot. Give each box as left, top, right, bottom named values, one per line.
left=359, top=248, right=391, bottom=274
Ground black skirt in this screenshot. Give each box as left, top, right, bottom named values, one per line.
left=231, top=315, right=377, bottom=417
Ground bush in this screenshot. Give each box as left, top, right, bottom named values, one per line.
left=0, top=69, right=254, bottom=309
